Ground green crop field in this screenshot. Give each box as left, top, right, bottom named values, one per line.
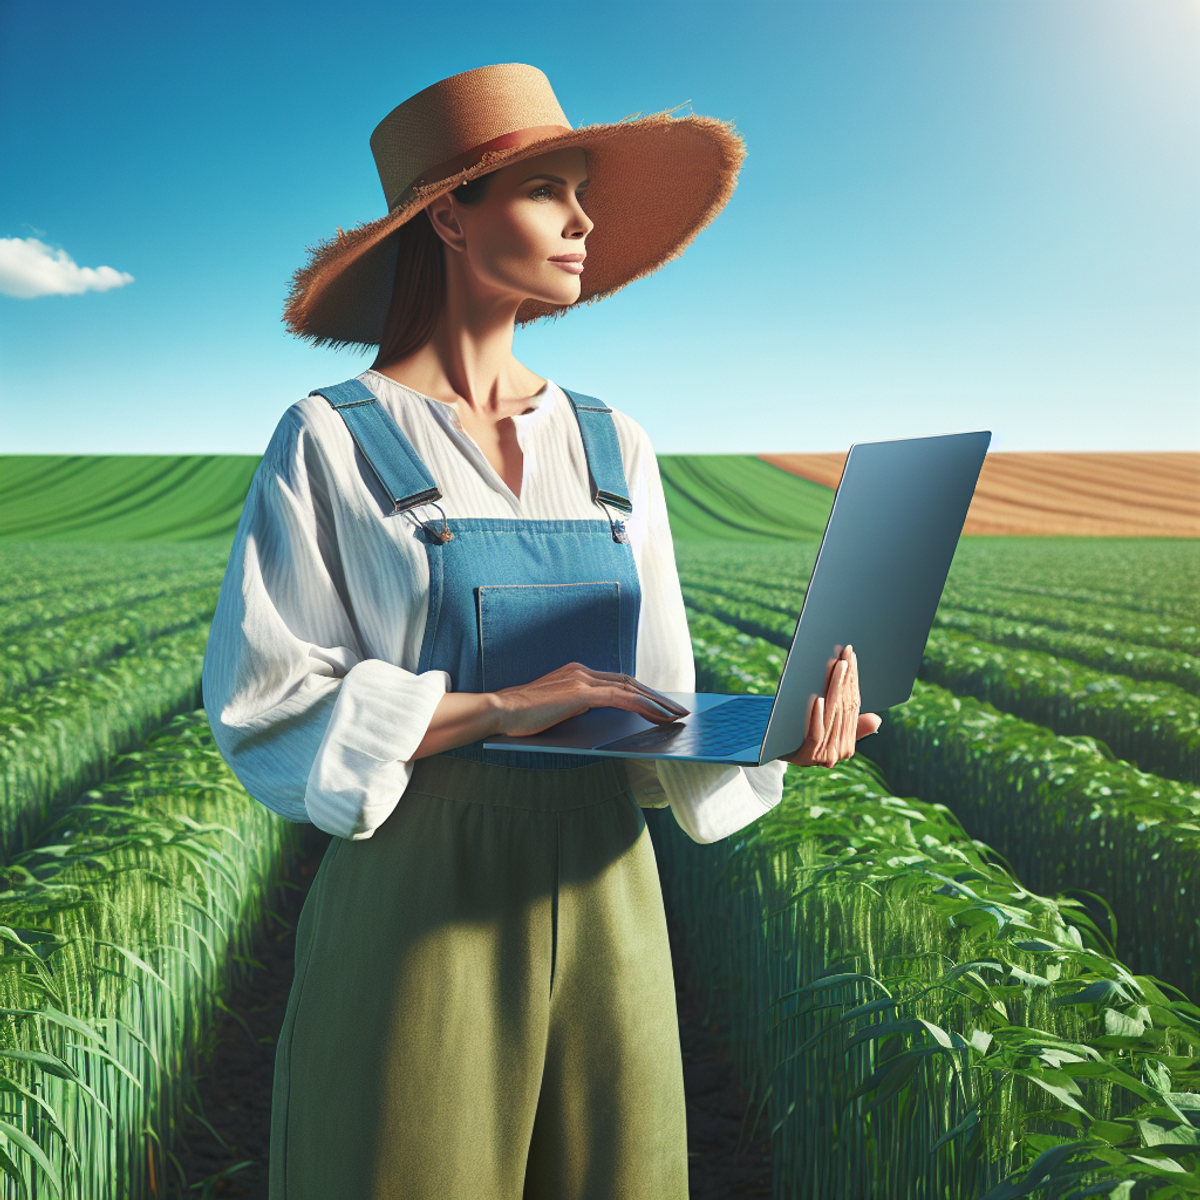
left=657, top=454, right=835, bottom=542
left=0, top=456, right=261, bottom=542
left=1, top=452, right=1198, bottom=1198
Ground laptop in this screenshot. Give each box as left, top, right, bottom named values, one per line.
left=483, top=430, right=991, bottom=766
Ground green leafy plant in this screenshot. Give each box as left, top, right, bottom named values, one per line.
left=920, top=632, right=1200, bottom=786
left=869, top=679, right=1200, bottom=1002
left=0, top=586, right=219, bottom=703
left=0, top=626, right=211, bottom=860
left=661, top=604, right=1200, bottom=1197
left=0, top=711, right=306, bottom=1199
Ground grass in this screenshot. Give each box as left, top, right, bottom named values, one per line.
left=0, top=452, right=834, bottom=546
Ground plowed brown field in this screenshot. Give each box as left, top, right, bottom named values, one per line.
left=760, top=452, right=1200, bottom=537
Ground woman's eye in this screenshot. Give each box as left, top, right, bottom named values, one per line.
left=530, top=185, right=554, bottom=201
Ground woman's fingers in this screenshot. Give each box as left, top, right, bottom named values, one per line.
left=857, top=712, right=883, bottom=739
left=601, top=685, right=687, bottom=724
left=492, top=662, right=693, bottom=736
left=537, top=663, right=690, bottom=720
left=821, top=662, right=849, bottom=766
left=820, top=649, right=856, bottom=764
left=583, top=667, right=690, bottom=718
left=803, top=695, right=827, bottom=764
left=841, top=648, right=861, bottom=759
left=781, top=648, right=878, bottom=768
left=579, top=672, right=688, bottom=725
left=807, top=693, right=823, bottom=743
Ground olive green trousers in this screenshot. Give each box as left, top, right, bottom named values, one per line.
left=269, top=755, right=687, bottom=1200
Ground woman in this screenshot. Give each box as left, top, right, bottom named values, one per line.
left=202, top=63, right=880, bottom=1200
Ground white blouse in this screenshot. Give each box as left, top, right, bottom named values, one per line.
left=201, top=369, right=786, bottom=844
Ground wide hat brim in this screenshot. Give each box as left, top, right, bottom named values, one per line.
left=284, top=111, right=745, bottom=349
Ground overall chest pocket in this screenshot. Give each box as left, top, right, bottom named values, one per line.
left=476, top=582, right=625, bottom=692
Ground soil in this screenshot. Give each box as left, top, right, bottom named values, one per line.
left=761, top=450, right=1200, bottom=538
left=164, top=829, right=771, bottom=1199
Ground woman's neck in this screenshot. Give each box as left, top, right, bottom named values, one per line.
left=374, top=259, right=545, bottom=419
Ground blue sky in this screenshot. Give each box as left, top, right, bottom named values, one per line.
left=1, top=0, right=1197, bottom=456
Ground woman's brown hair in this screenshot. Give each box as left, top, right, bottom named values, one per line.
left=371, top=174, right=494, bottom=370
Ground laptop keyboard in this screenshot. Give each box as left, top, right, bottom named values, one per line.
left=597, top=696, right=774, bottom=758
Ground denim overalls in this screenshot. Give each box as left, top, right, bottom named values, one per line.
left=307, top=376, right=642, bottom=767
left=269, top=378, right=688, bottom=1200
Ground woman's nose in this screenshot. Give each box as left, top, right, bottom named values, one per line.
left=566, top=199, right=594, bottom=239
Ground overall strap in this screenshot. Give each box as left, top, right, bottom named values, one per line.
left=559, top=388, right=633, bottom=516
left=311, top=379, right=442, bottom=514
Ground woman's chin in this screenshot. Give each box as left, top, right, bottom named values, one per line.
left=523, top=277, right=583, bottom=309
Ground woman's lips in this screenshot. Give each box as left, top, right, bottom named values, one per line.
left=548, top=254, right=585, bottom=275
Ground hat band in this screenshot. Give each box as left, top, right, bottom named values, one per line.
left=393, top=124, right=573, bottom=210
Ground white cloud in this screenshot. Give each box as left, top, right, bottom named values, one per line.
left=0, top=237, right=134, bottom=299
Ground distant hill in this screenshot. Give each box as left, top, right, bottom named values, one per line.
left=657, top=455, right=832, bottom=542
left=761, top=451, right=1200, bottom=538
left=4, top=450, right=1192, bottom=544
left=0, top=453, right=836, bottom=543
left=0, top=455, right=261, bottom=541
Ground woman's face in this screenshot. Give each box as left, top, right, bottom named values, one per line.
left=428, top=147, right=593, bottom=309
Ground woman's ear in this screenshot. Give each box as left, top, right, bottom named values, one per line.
left=425, top=196, right=466, bottom=254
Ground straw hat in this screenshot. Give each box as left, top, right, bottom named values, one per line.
left=284, top=63, right=745, bottom=348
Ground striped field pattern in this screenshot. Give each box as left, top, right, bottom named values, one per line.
left=0, top=452, right=1197, bottom=1197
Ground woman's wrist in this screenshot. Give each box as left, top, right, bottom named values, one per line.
left=486, top=690, right=513, bottom=737
left=413, top=691, right=506, bottom=759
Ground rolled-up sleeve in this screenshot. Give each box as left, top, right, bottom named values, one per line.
left=202, top=406, right=448, bottom=840
left=617, top=417, right=787, bottom=844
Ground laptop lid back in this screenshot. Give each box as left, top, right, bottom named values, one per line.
left=758, top=430, right=990, bottom=764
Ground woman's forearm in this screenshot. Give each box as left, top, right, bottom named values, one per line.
left=412, top=691, right=504, bottom=759
left=412, top=666, right=687, bottom=760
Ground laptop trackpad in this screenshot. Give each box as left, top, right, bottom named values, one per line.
left=598, top=695, right=771, bottom=756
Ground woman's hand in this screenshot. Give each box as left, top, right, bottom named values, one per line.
left=491, top=663, right=689, bottom=737
left=779, top=645, right=882, bottom=768
left=412, top=664, right=688, bottom=759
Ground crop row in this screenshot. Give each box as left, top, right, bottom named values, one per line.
left=931, top=609, right=1200, bottom=695
left=662, top=616, right=1200, bottom=1197
left=0, top=710, right=307, bottom=1198
left=0, top=624, right=209, bottom=860
left=674, top=535, right=1200, bottom=626
left=928, top=539, right=1200, bottom=622
left=871, top=679, right=1200, bottom=1000
left=686, top=608, right=785, bottom=694
left=681, top=564, right=1200, bottom=661
left=939, top=589, right=1200, bottom=657
left=921, top=630, right=1200, bottom=786
left=0, top=585, right=220, bottom=702
left=687, top=612, right=1200, bottom=998
left=0, top=542, right=228, bottom=608
left=680, top=581, right=1200, bottom=786
left=952, top=579, right=1197, bottom=624
left=0, top=568, right=225, bottom=640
